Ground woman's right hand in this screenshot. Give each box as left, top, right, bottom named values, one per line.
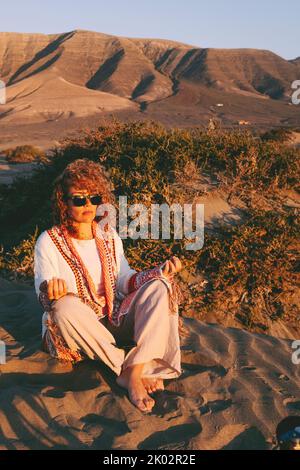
left=44, top=277, right=68, bottom=300
left=161, top=256, right=182, bottom=280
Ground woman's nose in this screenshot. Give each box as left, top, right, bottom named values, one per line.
left=85, top=201, right=92, bottom=208
left=84, top=196, right=93, bottom=206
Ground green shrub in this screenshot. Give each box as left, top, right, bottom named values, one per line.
left=3, top=145, right=46, bottom=163
left=260, top=127, right=294, bottom=143
left=0, top=120, right=299, bottom=332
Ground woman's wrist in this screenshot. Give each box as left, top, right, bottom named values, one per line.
left=38, top=290, right=54, bottom=311
left=127, top=265, right=169, bottom=293
left=158, top=266, right=174, bottom=281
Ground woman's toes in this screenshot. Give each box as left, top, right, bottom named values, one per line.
left=142, top=378, right=161, bottom=394
left=156, top=379, right=164, bottom=390
left=137, top=399, right=150, bottom=412
left=127, top=378, right=156, bottom=413
left=137, top=396, right=154, bottom=413
left=145, top=397, right=155, bottom=409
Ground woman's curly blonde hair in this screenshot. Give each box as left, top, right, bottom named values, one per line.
left=51, top=158, right=116, bottom=234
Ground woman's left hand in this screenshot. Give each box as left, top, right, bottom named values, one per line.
left=161, top=256, right=182, bottom=280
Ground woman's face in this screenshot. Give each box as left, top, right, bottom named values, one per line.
left=66, top=185, right=99, bottom=223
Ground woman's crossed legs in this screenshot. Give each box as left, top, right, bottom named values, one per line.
left=49, top=279, right=181, bottom=412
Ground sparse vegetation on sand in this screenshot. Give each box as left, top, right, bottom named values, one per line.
left=260, top=127, right=295, bottom=143
left=3, top=145, right=46, bottom=163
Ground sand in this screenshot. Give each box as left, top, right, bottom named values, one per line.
left=0, top=156, right=39, bottom=185
left=0, top=276, right=299, bottom=450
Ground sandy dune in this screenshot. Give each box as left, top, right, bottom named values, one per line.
left=0, top=276, right=299, bottom=450
left=3, top=70, right=137, bottom=123
left=0, top=156, right=39, bottom=185
left=290, top=131, right=300, bottom=148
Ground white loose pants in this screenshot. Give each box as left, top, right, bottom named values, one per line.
left=49, top=279, right=182, bottom=379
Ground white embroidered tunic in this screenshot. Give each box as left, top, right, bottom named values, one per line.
left=70, top=237, right=105, bottom=294
left=34, top=222, right=174, bottom=340
left=34, top=225, right=138, bottom=337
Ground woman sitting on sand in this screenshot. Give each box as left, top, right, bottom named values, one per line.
left=34, top=158, right=183, bottom=413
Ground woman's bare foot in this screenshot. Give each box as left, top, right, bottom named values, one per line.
left=141, top=378, right=164, bottom=394
left=116, top=372, right=155, bottom=413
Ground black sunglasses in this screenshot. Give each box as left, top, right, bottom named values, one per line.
left=66, top=194, right=102, bottom=207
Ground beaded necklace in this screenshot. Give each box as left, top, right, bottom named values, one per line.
left=48, top=220, right=118, bottom=323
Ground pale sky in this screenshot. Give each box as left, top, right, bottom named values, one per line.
left=0, top=0, right=299, bottom=60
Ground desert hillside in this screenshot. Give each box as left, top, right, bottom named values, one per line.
left=0, top=30, right=300, bottom=148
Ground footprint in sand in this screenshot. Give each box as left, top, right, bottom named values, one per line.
left=283, top=398, right=300, bottom=412
left=278, top=374, right=290, bottom=382
left=200, top=399, right=233, bottom=415
left=151, top=390, right=183, bottom=416
left=41, top=387, right=65, bottom=398
left=138, top=420, right=202, bottom=450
